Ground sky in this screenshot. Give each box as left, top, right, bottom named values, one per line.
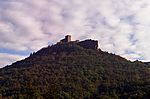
left=0, top=0, right=150, bottom=68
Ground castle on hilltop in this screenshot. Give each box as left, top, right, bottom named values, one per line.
left=59, top=35, right=98, bottom=50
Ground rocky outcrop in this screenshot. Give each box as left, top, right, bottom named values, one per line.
left=78, top=39, right=98, bottom=50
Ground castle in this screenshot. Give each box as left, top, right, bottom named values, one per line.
left=60, top=35, right=98, bottom=50
left=60, top=35, right=71, bottom=43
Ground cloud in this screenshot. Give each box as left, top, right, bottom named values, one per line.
left=0, top=0, right=150, bottom=67
left=0, top=53, right=26, bottom=68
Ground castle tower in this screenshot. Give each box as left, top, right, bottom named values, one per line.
left=60, top=35, right=71, bottom=43
left=65, top=35, right=71, bottom=42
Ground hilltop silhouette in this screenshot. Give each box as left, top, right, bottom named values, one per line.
left=0, top=35, right=150, bottom=99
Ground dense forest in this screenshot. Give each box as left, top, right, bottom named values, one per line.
left=0, top=42, right=150, bottom=99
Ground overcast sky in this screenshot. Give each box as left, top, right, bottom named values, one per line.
left=0, top=0, right=150, bottom=68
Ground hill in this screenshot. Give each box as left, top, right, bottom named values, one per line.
left=0, top=36, right=150, bottom=99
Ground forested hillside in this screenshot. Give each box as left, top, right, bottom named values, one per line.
left=0, top=42, right=150, bottom=99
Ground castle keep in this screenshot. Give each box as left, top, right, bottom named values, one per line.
left=60, top=35, right=71, bottom=43
left=60, top=35, right=98, bottom=50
